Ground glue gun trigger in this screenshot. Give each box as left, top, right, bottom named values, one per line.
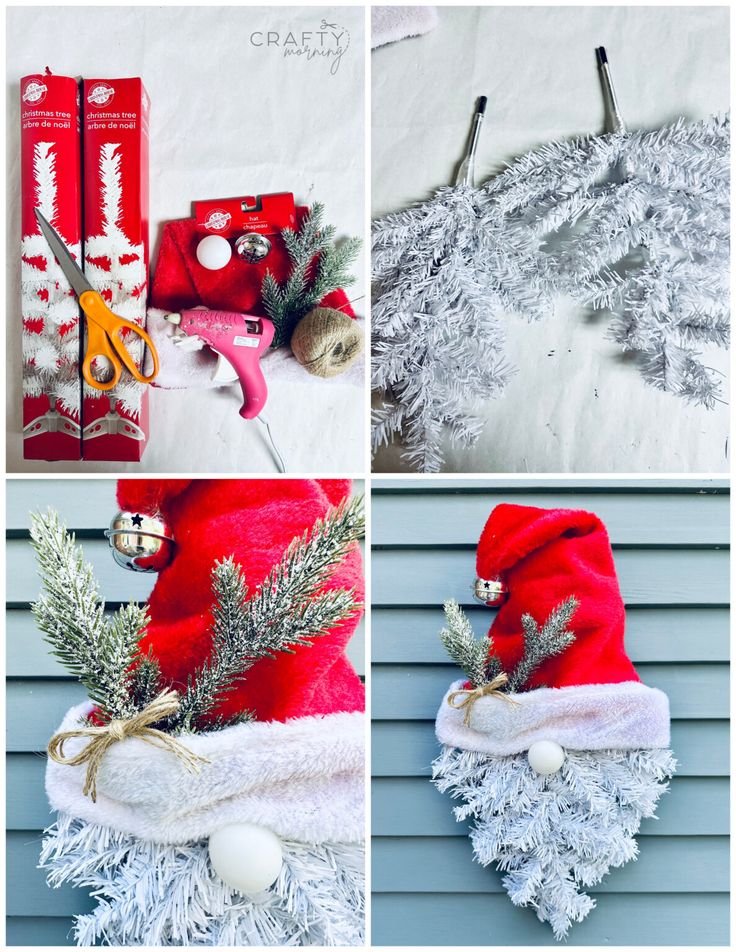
left=163, top=312, right=203, bottom=350
left=173, top=332, right=206, bottom=352
left=212, top=352, right=239, bottom=384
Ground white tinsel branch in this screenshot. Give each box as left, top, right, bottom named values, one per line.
left=372, top=184, right=549, bottom=472
left=40, top=812, right=365, bottom=946
left=433, top=744, right=676, bottom=939
left=510, top=114, right=730, bottom=407
left=372, top=112, right=729, bottom=470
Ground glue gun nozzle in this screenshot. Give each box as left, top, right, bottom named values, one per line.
left=164, top=312, right=182, bottom=325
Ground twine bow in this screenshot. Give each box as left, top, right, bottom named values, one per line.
left=447, top=672, right=520, bottom=726
left=47, top=689, right=210, bottom=802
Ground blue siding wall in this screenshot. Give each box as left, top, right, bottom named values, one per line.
left=6, top=478, right=364, bottom=946
left=371, top=480, right=730, bottom=946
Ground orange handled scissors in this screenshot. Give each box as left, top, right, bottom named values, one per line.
left=34, top=209, right=160, bottom=391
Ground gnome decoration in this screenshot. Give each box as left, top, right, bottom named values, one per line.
left=33, top=479, right=365, bottom=946
left=433, top=504, right=675, bottom=939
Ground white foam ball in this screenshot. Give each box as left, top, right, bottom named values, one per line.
left=196, top=234, right=232, bottom=271
left=208, top=823, right=283, bottom=894
left=527, top=740, right=565, bottom=775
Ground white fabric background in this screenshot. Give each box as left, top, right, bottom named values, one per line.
left=372, top=5, right=730, bottom=473
left=7, top=5, right=365, bottom=474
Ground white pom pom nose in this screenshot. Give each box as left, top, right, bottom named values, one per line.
left=196, top=234, right=232, bottom=271
left=527, top=740, right=565, bottom=775
left=208, top=823, right=283, bottom=894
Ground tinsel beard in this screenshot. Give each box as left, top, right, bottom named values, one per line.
left=432, top=745, right=676, bottom=939
left=40, top=812, right=365, bottom=947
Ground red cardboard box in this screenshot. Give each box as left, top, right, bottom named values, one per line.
left=81, top=77, right=150, bottom=461
left=20, top=72, right=82, bottom=460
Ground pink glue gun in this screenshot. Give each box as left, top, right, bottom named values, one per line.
left=165, top=309, right=274, bottom=419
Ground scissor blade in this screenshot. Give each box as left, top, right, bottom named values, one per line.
left=34, top=209, right=92, bottom=299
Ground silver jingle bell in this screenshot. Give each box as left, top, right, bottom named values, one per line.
left=104, top=510, right=175, bottom=573
left=235, top=232, right=272, bottom=264
left=473, top=576, right=509, bottom=606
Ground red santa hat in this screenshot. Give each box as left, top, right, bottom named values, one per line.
left=436, top=504, right=670, bottom=755
left=115, top=478, right=364, bottom=724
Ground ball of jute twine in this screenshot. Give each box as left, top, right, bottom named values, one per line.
left=291, top=308, right=363, bottom=378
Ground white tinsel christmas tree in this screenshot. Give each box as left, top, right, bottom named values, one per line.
left=372, top=54, right=729, bottom=471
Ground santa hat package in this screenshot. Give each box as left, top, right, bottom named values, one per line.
left=150, top=210, right=354, bottom=319
left=433, top=503, right=675, bottom=939
left=40, top=479, right=365, bottom=946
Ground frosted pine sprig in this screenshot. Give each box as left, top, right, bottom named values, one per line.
left=439, top=596, right=578, bottom=693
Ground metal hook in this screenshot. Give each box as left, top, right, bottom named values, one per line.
left=455, top=96, right=488, bottom=187
left=596, top=46, right=626, bottom=134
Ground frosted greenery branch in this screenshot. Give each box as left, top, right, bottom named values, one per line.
left=262, top=202, right=361, bottom=348
left=439, top=595, right=579, bottom=693
left=243, top=494, right=364, bottom=629
left=30, top=510, right=146, bottom=721
left=506, top=596, right=579, bottom=692
left=177, top=495, right=365, bottom=730
left=130, top=648, right=162, bottom=710
left=440, top=600, right=500, bottom=687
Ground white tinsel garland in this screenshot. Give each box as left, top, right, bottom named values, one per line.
left=40, top=813, right=364, bottom=947
left=433, top=744, right=676, bottom=939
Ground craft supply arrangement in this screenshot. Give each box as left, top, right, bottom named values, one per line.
left=20, top=72, right=363, bottom=468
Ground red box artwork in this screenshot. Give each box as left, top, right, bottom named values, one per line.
left=81, top=77, right=150, bottom=461
left=21, top=72, right=83, bottom=460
